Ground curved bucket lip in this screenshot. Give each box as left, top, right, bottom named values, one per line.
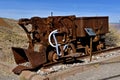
left=12, top=47, right=28, bottom=64
left=12, top=47, right=47, bottom=67
left=12, top=46, right=47, bottom=75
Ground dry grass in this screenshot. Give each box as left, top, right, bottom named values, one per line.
left=0, top=18, right=28, bottom=64
left=105, top=24, right=120, bottom=47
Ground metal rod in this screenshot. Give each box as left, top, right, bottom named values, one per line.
left=51, top=12, right=53, bottom=16
left=90, top=37, right=92, bottom=61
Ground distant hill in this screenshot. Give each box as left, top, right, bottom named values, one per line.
left=0, top=17, right=27, bottom=36
left=110, top=23, right=120, bottom=29
left=0, top=18, right=18, bottom=28
left=0, top=18, right=13, bottom=28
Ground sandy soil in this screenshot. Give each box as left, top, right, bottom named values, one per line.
left=0, top=62, right=18, bottom=80
left=64, top=55, right=120, bottom=80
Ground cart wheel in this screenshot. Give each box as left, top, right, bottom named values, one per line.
left=97, top=41, right=104, bottom=51
left=67, top=43, right=76, bottom=55
left=85, top=45, right=91, bottom=55
left=48, top=51, right=58, bottom=62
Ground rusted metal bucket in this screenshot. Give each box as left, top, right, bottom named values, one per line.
left=12, top=47, right=47, bottom=75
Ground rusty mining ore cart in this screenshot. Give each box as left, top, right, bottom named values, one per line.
left=12, top=15, right=109, bottom=74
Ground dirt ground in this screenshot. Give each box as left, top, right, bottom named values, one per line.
left=19, top=51, right=120, bottom=80
left=64, top=55, right=120, bottom=80
left=0, top=62, right=18, bottom=80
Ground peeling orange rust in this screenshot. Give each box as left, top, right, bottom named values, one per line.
left=11, top=15, right=109, bottom=75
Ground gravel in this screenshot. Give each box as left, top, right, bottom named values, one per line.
left=64, top=57, right=120, bottom=80
left=37, top=49, right=120, bottom=77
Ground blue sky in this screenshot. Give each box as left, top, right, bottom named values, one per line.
left=0, top=0, right=120, bottom=22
